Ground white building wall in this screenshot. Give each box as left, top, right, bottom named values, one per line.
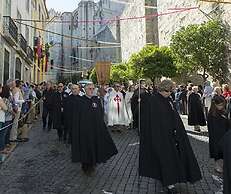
left=120, top=0, right=146, bottom=61
left=45, top=9, right=62, bottom=81
left=0, top=0, right=37, bottom=83
left=158, top=0, right=214, bottom=46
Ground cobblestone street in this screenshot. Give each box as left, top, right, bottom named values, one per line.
left=0, top=117, right=223, bottom=194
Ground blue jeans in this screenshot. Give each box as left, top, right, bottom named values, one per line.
left=0, top=122, right=6, bottom=151
left=4, top=121, right=13, bottom=146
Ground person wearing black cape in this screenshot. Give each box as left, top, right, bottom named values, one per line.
left=139, top=80, right=202, bottom=194
left=131, top=80, right=149, bottom=131
left=188, top=86, right=206, bottom=132
left=207, top=95, right=229, bottom=173
left=52, top=83, right=69, bottom=142
left=223, top=129, right=231, bottom=194
left=63, top=84, right=81, bottom=144
left=71, top=83, right=118, bottom=175
left=42, top=81, right=54, bottom=131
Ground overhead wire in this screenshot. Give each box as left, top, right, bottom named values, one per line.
left=14, top=7, right=198, bottom=46
left=14, top=6, right=198, bottom=24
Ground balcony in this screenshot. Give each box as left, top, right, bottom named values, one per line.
left=26, top=46, right=34, bottom=64
left=27, top=46, right=34, bottom=63
left=18, top=34, right=28, bottom=55
left=3, top=16, right=18, bottom=45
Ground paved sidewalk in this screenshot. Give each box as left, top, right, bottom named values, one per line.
left=0, top=118, right=223, bottom=194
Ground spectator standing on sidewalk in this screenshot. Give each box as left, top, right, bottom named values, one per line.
left=222, top=84, right=231, bottom=116
left=188, top=86, right=206, bottom=132
left=139, top=79, right=202, bottom=194
left=10, top=80, right=24, bottom=143
left=0, top=85, right=14, bottom=153
left=179, top=85, right=187, bottom=115
left=0, top=84, right=8, bottom=155
left=207, top=95, right=230, bottom=174
left=212, top=86, right=223, bottom=97
left=42, top=82, right=54, bottom=131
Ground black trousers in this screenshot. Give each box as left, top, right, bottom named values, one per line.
left=56, top=114, right=67, bottom=141
left=42, top=106, right=53, bottom=129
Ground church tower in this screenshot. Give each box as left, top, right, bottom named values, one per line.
left=76, top=0, right=96, bottom=70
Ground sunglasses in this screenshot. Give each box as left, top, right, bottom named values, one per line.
left=164, top=89, right=172, bottom=93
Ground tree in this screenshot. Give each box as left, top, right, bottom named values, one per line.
left=110, top=63, right=136, bottom=83
left=170, top=19, right=230, bottom=83
left=130, top=45, right=176, bottom=83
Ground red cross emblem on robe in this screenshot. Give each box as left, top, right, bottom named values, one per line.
left=114, top=94, right=122, bottom=116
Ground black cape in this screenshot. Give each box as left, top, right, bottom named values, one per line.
left=207, top=112, right=229, bottom=160
left=43, top=89, right=54, bottom=109
left=131, top=87, right=150, bottom=129
left=63, top=94, right=82, bottom=143
left=52, top=91, right=69, bottom=129
left=188, top=93, right=206, bottom=126
left=71, top=95, right=118, bottom=164
left=223, top=130, right=231, bottom=194
left=139, top=93, right=202, bottom=187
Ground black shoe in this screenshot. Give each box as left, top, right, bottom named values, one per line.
left=17, top=138, right=29, bottom=142
left=81, top=164, right=88, bottom=174
left=167, top=187, right=177, bottom=194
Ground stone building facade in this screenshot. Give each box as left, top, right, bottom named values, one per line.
left=46, top=0, right=125, bottom=81
left=0, top=0, right=48, bottom=84
left=120, top=0, right=158, bottom=61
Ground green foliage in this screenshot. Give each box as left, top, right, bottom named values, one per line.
left=171, top=19, right=230, bottom=83
left=110, top=63, right=136, bottom=83
left=130, top=45, right=176, bottom=82
left=89, top=62, right=136, bottom=84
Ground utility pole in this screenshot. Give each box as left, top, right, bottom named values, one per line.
left=70, top=13, right=74, bottom=82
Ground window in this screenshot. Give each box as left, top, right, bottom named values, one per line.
left=26, top=0, right=30, bottom=12
left=17, top=10, right=22, bottom=34
left=4, top=0, right=11, bottom=16
left=15, top=58, right=22, bottom=80
left=25, top=26, right=30, bottom=42
left=4, top=49, right=10, bottom=84
left=39, top=5, right=41, bottom=20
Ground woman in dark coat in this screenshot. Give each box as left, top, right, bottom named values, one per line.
left=139, top=80, right=202, bottom=194
left=207, top=95, right=229, bottom=173
left=188, top=86, right=206, bottom=132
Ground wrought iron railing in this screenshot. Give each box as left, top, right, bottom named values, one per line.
left=27, top=46, right=34, bottom=62
left=3, top=16, right=18, bottom=43
left=18, top=34, right=27, bottom=54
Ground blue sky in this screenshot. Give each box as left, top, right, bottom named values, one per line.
left=46, top=0, right=80, bottom=12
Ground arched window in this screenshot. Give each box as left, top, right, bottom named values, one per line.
left=15, top=57, right=22, bottom=79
